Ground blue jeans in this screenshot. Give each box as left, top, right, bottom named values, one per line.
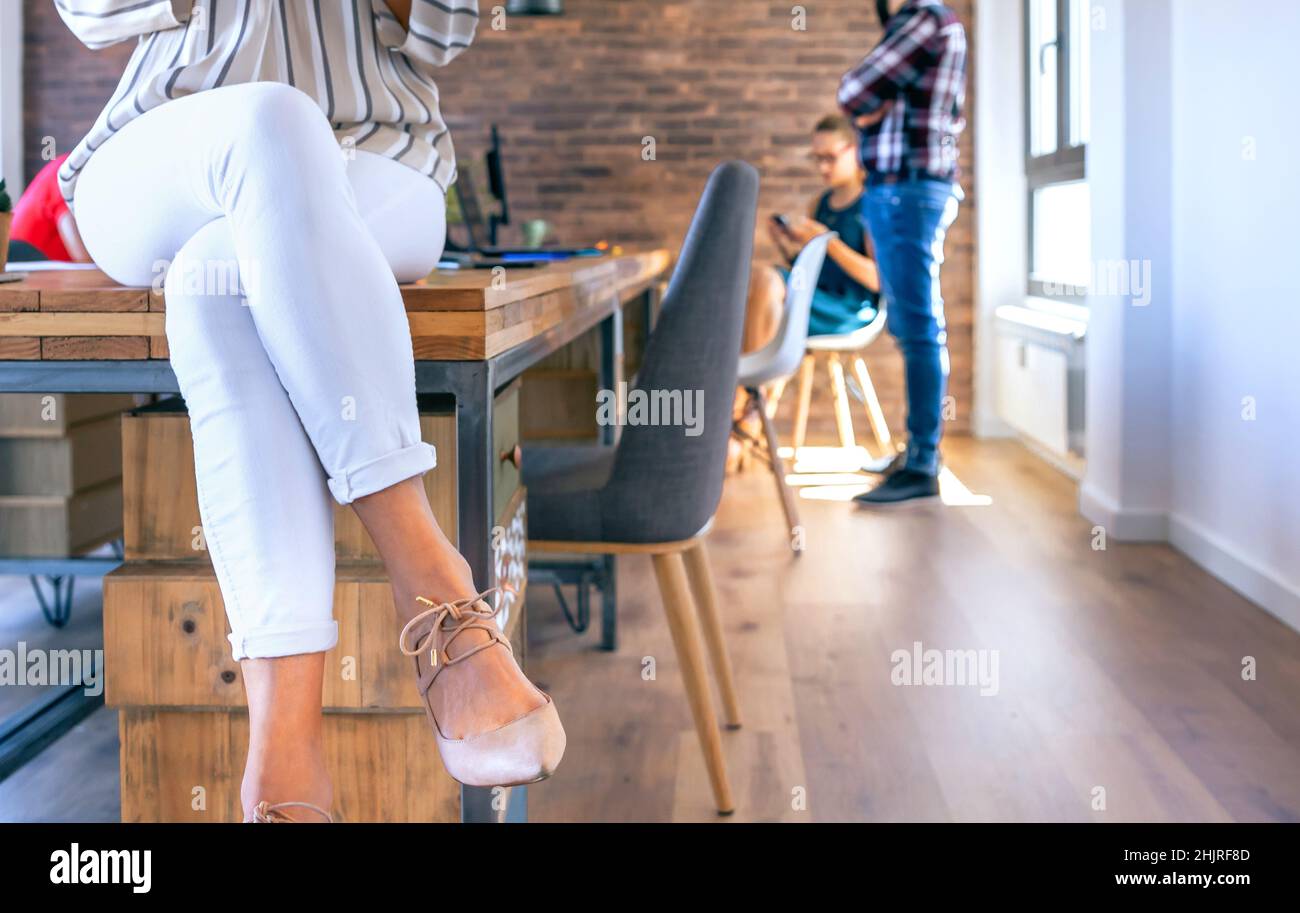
left=864, top=178, right=960, bottom=476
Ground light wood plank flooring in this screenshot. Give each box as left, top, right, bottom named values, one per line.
left=2, top=437, right=1297, bottom=822
left=525, top=437, right=1300, bottom=822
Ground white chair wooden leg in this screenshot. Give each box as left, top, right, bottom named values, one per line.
left=764, top=377, right=788, bottom=419
left=827, top=352, right=856, bottom=450
left=852, top=355, right=892, bottom=454
left=755, top=388, right=801, bottom=552
left=792, top=353, right=815, bottom=452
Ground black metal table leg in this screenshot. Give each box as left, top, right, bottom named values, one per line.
left=599, top=553, right=618, bottom=652
left=598, top=302, right=624, bottom=447
left=445, top=360, right=528, bottom=823
left=29, top=575, right=76, bottom=628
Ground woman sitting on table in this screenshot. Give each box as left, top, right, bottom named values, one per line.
left=746, top=114, right=882, bottom=347
left=56, top=0, right=563, bottom=823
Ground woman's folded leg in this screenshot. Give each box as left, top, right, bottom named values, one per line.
left=163, top=217, right=338, bottom=659
left=75, top=81, right=437, bottom=509
left=74, top=79, right=557, bottom=787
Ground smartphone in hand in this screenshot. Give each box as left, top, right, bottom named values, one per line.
left=771, top=213, right=792, bottom=233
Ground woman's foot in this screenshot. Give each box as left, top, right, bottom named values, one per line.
left=397, top=588, right=566, bottom=786
left=395, top=587, right=546, bottom=739
left=351, top=479, right=565, bottom=783
left=239, top=653, right=333, bottom=823
left=240, top=750, right=333, bottom=823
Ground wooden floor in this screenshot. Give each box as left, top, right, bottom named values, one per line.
left=3, top=437, right=1298, bottom=822
left=525, top=437, right=1300, bottom=822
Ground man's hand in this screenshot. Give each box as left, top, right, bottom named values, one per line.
left=854, top=101, right=894, bottom=129
left=385, top=0, right=412, bottom=29
left=785, top=217, right=830, bottom=247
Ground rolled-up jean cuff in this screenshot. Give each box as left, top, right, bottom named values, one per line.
left=327, top=440, right=437, bottom=505
left=228, top=620, right=339, bottom=661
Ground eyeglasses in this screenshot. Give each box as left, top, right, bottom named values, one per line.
left=807, top=146, right=855, bottom=166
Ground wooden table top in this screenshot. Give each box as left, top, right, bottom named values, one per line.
left=0, top=250, right=671, bottom=361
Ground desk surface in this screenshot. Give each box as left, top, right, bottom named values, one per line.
left=0, top=250, right=670, bottom=361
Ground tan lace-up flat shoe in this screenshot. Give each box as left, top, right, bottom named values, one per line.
left=398, top=585, right=566, bottom=788
left=245, top=800, right=333, bottom=823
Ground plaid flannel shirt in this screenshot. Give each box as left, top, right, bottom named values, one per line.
left=837, top=0, right=968, bottom=181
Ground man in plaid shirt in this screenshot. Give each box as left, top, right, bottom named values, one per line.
left=839, top=0, right=967, bottom=506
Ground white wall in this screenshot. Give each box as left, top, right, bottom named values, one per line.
left=1082, top=0, right=1300, bottom=631
left=1079, top=0, right=1132, bottom=521
left=1166, top=0, right=1300, bottom=628
left=971, top=0, right=1025, bottom=438
left=1081, top=0, right=1173, bottom=537
left=0, top=0, right=23, bottom=197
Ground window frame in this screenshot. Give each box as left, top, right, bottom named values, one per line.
left=0, top=0, right=23, bottom=199
left=1024, top=0, right=1088, bottom=302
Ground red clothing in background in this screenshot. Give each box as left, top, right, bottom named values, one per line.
left=11, top=154, right=74, bottom=261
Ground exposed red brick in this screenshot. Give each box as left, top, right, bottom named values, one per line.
left=22, top=0, right=977, bottom=437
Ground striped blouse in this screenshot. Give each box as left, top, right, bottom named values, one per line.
left=54, top=0, right=479, bottom=212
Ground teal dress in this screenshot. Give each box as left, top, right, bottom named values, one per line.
left=779, top=189, right=880, bottom=337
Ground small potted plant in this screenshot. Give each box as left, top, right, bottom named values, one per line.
left=0, top=178, right=12, bottom=271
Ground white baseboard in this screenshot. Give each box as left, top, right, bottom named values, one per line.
left=1017, top=434, right=1084, bottom=481
left=1076, top=485, right=1300, bottom=634
left=972, top=405, right=1016, bottom=439
left=1078, top=482, right=1169, bottom=541
left=1169, top=513, right=1300, bottom=635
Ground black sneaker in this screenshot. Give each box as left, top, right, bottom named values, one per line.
left=853, top=469, right=940, bottom=506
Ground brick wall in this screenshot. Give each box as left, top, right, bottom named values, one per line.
left=21, top=0, right=134, bottom=182
left=22, top=0, right=977, bottom=440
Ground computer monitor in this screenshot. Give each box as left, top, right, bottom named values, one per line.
left=485, top=124, right=509, bottom=247
left=449, top=164, right=487, bottom=251
left=444, top=126, right=602, bottom=263
left=446, top=125, right=506, bottom=251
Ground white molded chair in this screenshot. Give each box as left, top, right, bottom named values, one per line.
left=733, top=231, right=835, bottom=553
left=791, top=306, right=893, bottom=456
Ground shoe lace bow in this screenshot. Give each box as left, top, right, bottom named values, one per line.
left=397, top=585, right=515, bottom=672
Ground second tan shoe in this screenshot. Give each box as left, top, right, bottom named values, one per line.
left=245, top=800, right=333, bottom=823
left=398, top=586, right=566, bottom=788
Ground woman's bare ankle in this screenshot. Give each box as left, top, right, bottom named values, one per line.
left=241, top=753, right=333, bottom=820
left=392, top=563, right=478, bottom=623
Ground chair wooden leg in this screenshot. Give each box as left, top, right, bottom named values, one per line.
left=651, top=551, right=736, bottom=815
left=792, top=353, right=815, bottom=452
left=764, top=377, right=788, bottom=419
left=754, top=388, right=801, bottom=553
left=682, top=541, right=743, bottom=730
left=729, top=388, right=755, bottom=474
left=852, top=355, right=892, bottom=454
left=827, top=352, right=857, bottom=450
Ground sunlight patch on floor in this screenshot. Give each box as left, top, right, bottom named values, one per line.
left=776, top=447, right=992, bottom=506
left=935, top=467, right=994, bottom=507
left=780, top=444, right=873, bottom=474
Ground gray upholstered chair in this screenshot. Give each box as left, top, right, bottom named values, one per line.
left=523, top=160, right=758, bottom=814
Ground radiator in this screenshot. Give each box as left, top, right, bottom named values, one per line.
left=993, top=304, right=1086, bottom=458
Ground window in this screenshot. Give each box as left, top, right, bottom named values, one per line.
left=0, top=1, right=23, bottom=198
left=1025, top=0, right=1090, bottom=301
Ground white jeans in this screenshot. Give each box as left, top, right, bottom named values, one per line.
left=75, top=82, right=446, bottom=660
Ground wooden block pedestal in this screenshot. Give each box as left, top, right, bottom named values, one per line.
left=105, top=394, right=528, bottom=822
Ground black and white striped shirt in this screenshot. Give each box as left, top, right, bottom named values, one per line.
left=54, top=0, right=479, bottom=211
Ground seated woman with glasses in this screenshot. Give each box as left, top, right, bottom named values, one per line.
left=745, top=114, right=882, bottom=349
